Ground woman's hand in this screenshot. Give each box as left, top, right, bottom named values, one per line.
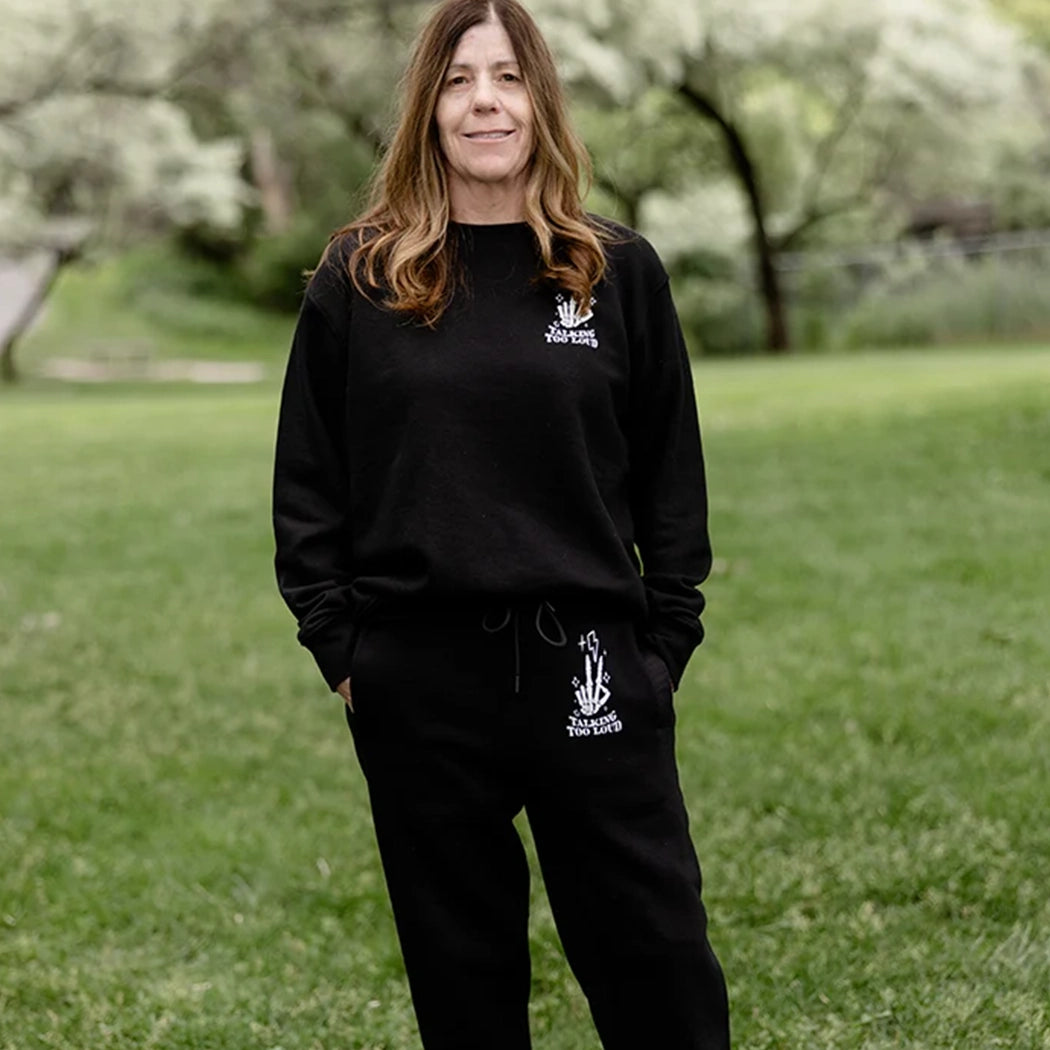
left=337, top=677, right=353, bottom=712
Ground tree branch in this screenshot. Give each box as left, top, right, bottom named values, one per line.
left=283, top=39, right=386, bottom=153
left=792, top=71, right=869, bottom=232
left=772, top=194, right=868, bottom=252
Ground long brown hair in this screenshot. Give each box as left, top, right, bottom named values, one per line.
left=323, top=0, right=608, bottom=327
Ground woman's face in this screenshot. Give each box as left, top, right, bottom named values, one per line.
left=435, top=18, right=535, bottom=214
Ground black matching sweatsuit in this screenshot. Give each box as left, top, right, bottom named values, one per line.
left=273, top=219, right=730, bottom=1049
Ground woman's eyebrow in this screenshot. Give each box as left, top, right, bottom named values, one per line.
left=446, top=59, right=520, bottom=72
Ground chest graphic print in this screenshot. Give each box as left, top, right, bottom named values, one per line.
left=546, top=293, right=599, bottom=349
left=567, top=630, right=623, bottom=738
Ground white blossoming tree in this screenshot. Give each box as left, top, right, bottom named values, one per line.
left=0, top=0, right=253, bottom=245
left=0, top=0, right=420, bottom=379
left=0, top=0, right=251, bottom=379
left=537, top=0, right=1037, bottom=352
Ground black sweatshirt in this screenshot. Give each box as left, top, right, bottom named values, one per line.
left=273, top=219, right=711, bottom=690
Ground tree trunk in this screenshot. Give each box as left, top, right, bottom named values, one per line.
left=1, top=221, right=90, bottom=382
left=250, top=129, right=295, bottom=235
left=0, top=339, right=17, bottom=383
left=0, top=251, right=61, bottom=384
left=678, top=84, right=790, bottom=353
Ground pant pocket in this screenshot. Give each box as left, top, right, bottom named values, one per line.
left=639, top=648, right=675, bottom=729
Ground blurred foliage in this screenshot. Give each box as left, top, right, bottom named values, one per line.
left=236, top=216, right=336, bottom=313
left=539, top=0, right=1047, bottom=350
left=779, top=242, right=1050, bottom=351
left=837, top=253, right=1050, bottom=349
left=3, top=0, right=1050, bottom=354
left=990, top=0, right=1050, bottom=50
left=575, top=88, right=722, bottom=228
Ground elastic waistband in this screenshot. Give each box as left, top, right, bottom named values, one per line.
left=360, top=593, right=632, bottom=628
left=358, top=594, right=640, bottom=697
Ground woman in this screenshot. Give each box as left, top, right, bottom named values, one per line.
left=272, top=1, right=730, bottom=1046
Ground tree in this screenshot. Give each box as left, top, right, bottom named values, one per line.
left=538, top=0, right=1034, bottom=352
left=0, top=0, right=427, bottom=378
left=986, top=0, right=1050, bottom=227
left=0, top=0, right=429, bottom=250
left=0, top=0, right=254, bottom=379
left=0, top=0, right=252, bottom=245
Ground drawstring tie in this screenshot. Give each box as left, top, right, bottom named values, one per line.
left=482, top=601, right=568, bottom=694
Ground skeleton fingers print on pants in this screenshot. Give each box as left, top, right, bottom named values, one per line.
left=568, top=630, right=623, bottom=738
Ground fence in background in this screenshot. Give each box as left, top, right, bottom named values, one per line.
left=774, top=228, right=1050, bottom=350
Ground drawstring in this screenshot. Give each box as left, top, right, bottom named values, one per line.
left=534, top=601, right=567, bottom=647
left=482, top=605, right=521, bottom=694
left=482, top=601, right=567, bottom=694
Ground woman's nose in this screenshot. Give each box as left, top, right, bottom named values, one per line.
left=472, top=76, right=500, bottom=111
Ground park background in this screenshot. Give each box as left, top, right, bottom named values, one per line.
left=2, top=0, right=1049, bottom=1047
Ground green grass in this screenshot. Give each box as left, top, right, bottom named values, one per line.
left=2, top=345, right=1050, bottom=1048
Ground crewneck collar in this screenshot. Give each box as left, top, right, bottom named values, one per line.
left=450, top=220, right=536, bottom=254
left=450, top=220, right=530, bottom=232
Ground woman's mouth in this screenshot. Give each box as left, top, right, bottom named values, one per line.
left=465, top=130, right=514, bottom=140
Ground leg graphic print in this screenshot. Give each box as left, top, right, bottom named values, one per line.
left=567, top=631, right=623, bottom=738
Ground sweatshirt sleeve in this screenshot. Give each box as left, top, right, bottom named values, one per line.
left=629, top=276, right=712, bottom=688
left=272, top=281, right=356, bottom=691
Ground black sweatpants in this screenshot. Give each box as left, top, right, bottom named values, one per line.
left=344, top=600, right=730, bottom=1050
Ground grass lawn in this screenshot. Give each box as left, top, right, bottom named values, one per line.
left=1, top=345, right=1049, bottom=1049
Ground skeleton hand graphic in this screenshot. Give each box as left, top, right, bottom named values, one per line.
left=557, top=295, right=594, bottom=329
left=574, top=632, right=611, bottom=715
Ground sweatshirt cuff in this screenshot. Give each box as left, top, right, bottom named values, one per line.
left=301, top=623, right=355, bottom=692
